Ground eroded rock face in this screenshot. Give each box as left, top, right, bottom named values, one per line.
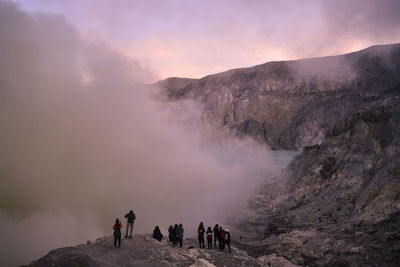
left=158, top=44, right=400, bottom=150
left=240, top=105, right=400, bottom=266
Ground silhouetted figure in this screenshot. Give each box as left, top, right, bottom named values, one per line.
left=152, top=226, right=163, bottom=241
left=168, top=225, right=173, bottom=242
left=219, top=227, right=225, bottom=251
left=198, top=222, right=205, bottom=248
left=206, top=226, right=213, bottom=249
left=113, top=219, right=123, bottom=248
left=177, top=223, right=184, bottom=247
left=224, top=229, right=231, bottom=253
left=213, top=224, right=220, bottom=249
left=124, top=210, right=136, bottom=238
left=172, top=224, right=178, bottom=247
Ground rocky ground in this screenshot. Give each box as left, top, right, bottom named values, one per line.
left=26, top=234, right=299, bottom=267
left=238, top=105, right=400, bottom=266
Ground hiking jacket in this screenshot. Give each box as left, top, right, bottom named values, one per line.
left=213, top=227, right=220, bottom=237
left=125, top=212, right=136, bottom=223
left=177, top=227, right=184, bottom=239
left=225, top=232, right=231, bottom=242
left=206, top=229, right=213, bottom=240
left=113, top=223, right=122, bottom=236
left=198, top=225, right=205, bottom=239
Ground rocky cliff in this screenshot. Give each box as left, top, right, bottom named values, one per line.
left=239, top=104, right=400, bottom=266
left=157, top=44, right=400, bottom=265
left=158, top=44, right=400, bottom=150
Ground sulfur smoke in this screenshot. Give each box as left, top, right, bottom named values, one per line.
left=0, top=2, right=293, bottom=266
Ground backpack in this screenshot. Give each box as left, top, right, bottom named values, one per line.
left=114, top=223, right=121, bottom=236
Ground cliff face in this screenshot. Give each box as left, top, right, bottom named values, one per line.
left=158, top=44, right=400, bottom=150
left=240, top=104, right=400, bottom=266
left=158, top=44, right=400, bottom=266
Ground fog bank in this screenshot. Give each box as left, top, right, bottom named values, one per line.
left=0, top=3, right=292, bottom=266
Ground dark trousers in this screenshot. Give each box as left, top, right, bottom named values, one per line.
left=219, top=238, right=225, bottom=250
left=214, top=236, right=218, bottom=248
left=178, top=239, right=183, bottom=247
left=225, top=240, right=231, bottom=252
left=199, top=237, right=204, bottom=248
left=114, top=235, right=121, bottom=248
left=207, top=238, right=212, bottom=249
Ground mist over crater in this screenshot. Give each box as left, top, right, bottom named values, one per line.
left=0, top=3, right=293, bottom=266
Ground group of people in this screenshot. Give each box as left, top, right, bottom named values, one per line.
left=112, top=210, right=136, bottom=248
left=167, top=224, right=185, bottom=247
left=198, top=222, right=231, bottom=253
left=113, top=212, right=231, bottom=253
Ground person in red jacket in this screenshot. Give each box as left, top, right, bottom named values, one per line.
left=113, top=219, right=123, bottom=248
left=219, top=227, right=225, bottom=251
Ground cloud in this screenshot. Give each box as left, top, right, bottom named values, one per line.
left=322, top=0, right=400, bottom=40
left=13, top=0, right=400, bottom=78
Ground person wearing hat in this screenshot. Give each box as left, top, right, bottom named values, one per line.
left=225, top=228, right=231, bottom=253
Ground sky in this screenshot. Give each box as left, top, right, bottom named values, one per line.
left=13, top=0, right=400, bottom=80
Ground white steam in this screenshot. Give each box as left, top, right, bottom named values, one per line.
left=0, top=2, right=292, bottom=266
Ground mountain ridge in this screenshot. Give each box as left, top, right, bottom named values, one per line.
left=157, top=43, right=400, bottom=150
left=161, top=43, right=399, bottom=81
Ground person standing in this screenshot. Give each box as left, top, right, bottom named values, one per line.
left=206, top=226, right=213, bottom=249
left=113, top=219, right=123, bottom=248
left=213, top=224, right=220, bottom=249
left=198, top=222, right=205, bottom=248
left=225, top=229, right=232, bottom=253
left=168, top=225, right=173, bottom=242
left=219, top=227, right=225, bottom=251
left=124, top=210, right=136, bottom=238
left=177, top=223, right=184, bottom=248
left=172, top=224, right=178, bottom=247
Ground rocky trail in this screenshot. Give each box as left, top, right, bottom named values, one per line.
left=26, top=234, right=298, bottom=267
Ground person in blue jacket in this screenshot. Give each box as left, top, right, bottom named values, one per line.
left=124, top=210, right=136, bottom=238
left=177, top=223, right=184, bottom=247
